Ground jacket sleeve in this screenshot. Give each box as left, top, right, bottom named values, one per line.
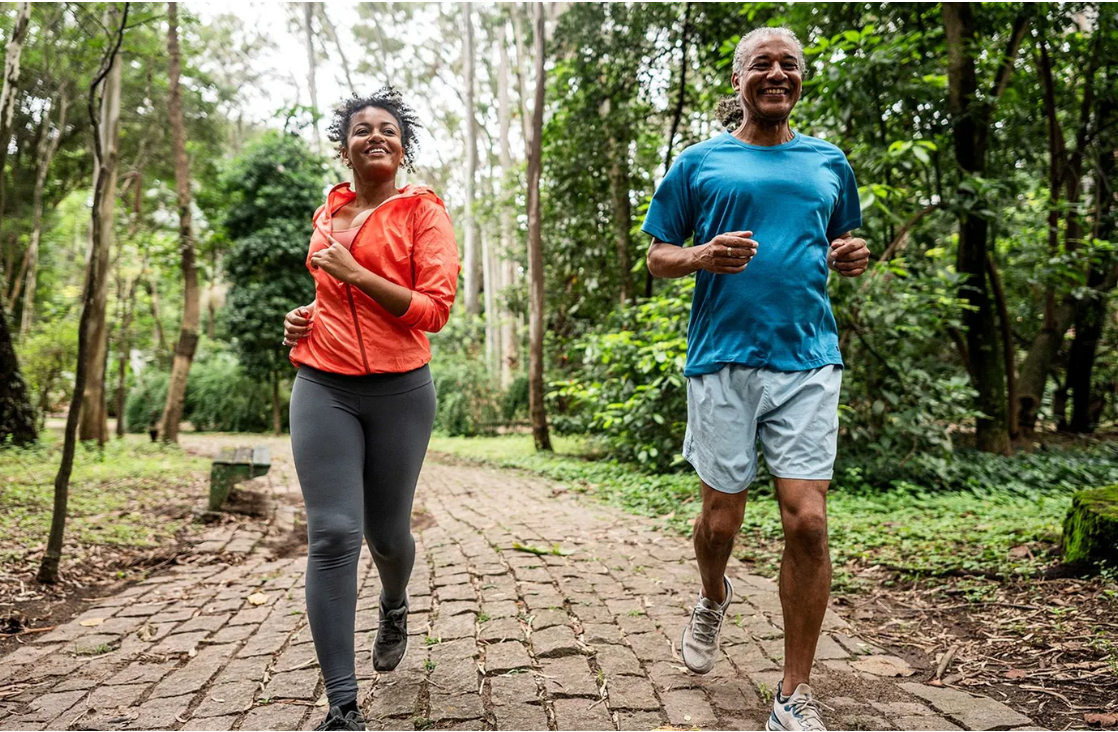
left=398, top=200, right=460, bottom=333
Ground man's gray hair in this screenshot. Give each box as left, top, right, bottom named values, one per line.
left=731, top=27, right=806, bottom=76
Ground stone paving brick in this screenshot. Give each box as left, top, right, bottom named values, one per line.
left=485, top=641, right=533, bottom=673
left=191, top=681, right=258, bottom=717
left=647, top=661, right=698, bottom=692
left=83, top=682, right=150, bottom=710
left=531, top=625, right=581, bottom=658
left=606, top=675, right=660, bottom=710
left=180, top=714, right=238, bottom=730
left=439, top=600, right=481, bottom=617
left=591, top=644, right=643, bottom=677
left=491, top=700, right=549, bottom=731
left=18, top=690, right=88, bottom=723
left=895, top=714, right=965, bottom=731
left=551, top=697, right=615, bottom=731
left=432, top=609, right=477, bottom=641
left=125, top=693, right=194, bottom=730
left=489, top=672, right=540, bottom=705
left=624, top=631, right=672, bottom=663
left=540, top=656, right=600, bottom=698
left=430, top=692, right=486, bottom=723
left=479, top=617, right=522, bottom=643
left=264, top=669, right=319, bottom=700
left=617, top=710, right=665, bottom=729
left=662, top=688, right=719, bottom=728
left=239, top=703, right=306, bottom=731
left=900, top=682, right=1032, bottom=730
left=529, top=608, right=569, bottom=630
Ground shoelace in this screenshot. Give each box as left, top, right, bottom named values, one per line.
left=315, top=708, right=358, bottom=731
left=788, top=694, right=831, bottom=731
left=378, top=608, right=407, bottom=643
left=689, top=599, right=724, bottom=645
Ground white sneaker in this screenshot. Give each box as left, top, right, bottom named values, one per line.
left=766, top=681, right=829, bottom=731
left=680, top=576, right=733, bottom=674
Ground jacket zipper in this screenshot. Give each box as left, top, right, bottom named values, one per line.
left=344, top=284, right=372, bottom=374
left=323, top=188, right=417, bottom=376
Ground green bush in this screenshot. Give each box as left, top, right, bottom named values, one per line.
left=124, top=351, right=281, bottom=434
left=432, top=359, right=501, bottom=437
left=124, top=368, right=168, bottom=434
left=550, top=279, right=691, bottom=470
left=185, top=352, right=279, bottom=433
left=17, top=317, right=79, bottom=424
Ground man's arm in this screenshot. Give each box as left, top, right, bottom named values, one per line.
left=827, top=232, right=870, bottom=277
left=647, top=232, right=758, bottom=279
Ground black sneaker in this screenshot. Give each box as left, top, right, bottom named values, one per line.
left=314, top=706, right=366, bottom=731
left=373, top=600, right=409, bottom=672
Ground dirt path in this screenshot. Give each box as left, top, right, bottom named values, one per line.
left=0, top=435, right=1035, bottom=731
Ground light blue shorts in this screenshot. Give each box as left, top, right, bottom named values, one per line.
left=683, top=364, right=842, bottom=494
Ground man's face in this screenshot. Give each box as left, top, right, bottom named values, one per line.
left=731, top=37, right=803, bottom=124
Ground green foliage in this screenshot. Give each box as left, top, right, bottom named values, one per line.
left=124, top=368, right=169, bottom=434
left=17, top=317, right=79, bottom=422
left=551, top=280, right=691, bottom=470
left=430, top=315, right=502, bottom=437
left=218, top=131, right=324, bottom=384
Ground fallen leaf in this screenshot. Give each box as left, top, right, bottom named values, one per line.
left=1009, top=545, right=1031, bottom=559
left=136, top=624, right=157, bottom=642
left=850, top=655, right=917, bottom=677
left=79, top=618, right=104, bottom=627
left=247, top=592, right=268, bottom=606
left=315, top=695, right=328, bottom=707
left=1085, top=713, right=1118, bottom=727
left=1005, top=669, right=1027, bottom=680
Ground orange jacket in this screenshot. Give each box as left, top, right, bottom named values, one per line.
left=290, top=182, right=460, bottom=375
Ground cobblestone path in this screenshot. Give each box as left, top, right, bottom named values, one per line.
left=0, top=437, right=1036, bottom=731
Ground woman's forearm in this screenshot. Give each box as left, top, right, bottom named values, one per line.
left=351, top=269, right=413, bottom=317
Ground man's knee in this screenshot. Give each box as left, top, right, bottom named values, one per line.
left=783, top=506, right=828, bottom=556
left=699, top=498, right=744, bottom=546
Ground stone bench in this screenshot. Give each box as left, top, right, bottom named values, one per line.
left=209, top=446, right=271, bottom=511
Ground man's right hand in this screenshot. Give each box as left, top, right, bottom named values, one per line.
left=283, top=304, right=314, bottom=347
left=693, top=231, right=758, bottom=274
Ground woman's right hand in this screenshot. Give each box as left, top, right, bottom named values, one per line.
left=283, top=304, right=314, bottom=347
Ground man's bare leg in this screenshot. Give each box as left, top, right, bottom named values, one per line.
left=774, top=478, right=832, bottom=692
left=694, top=481, right=748, bottom=604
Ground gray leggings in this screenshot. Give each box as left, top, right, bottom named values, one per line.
left=289, top=364, right=436, bottom=706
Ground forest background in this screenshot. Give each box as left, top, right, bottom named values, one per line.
left=1, top=3, right=1117, bottom=724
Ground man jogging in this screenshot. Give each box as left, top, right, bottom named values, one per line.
left=643, top=27, right=870, bottom=732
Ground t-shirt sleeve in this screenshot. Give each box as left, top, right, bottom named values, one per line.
left=827, top=155, right=862, bottom=241
left=642, top=153, right=696, bottom=246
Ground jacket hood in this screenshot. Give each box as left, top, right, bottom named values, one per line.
left=322, top=182, right=445, bottom=218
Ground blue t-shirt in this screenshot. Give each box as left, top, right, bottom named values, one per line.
left=642, top=131, right=862, bottom=376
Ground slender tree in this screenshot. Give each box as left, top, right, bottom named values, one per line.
left=496, top=17, right=519, bottom=388
left=157, top=2, right=199, bottom=444
left=462, top=3, right=481, bottom=315
left=78, top=8, right=125, bottom=445
left=39, top=2, right=129, bottom=584
left=0, top=300, right=36, bottom=446
left=0, top=1, right=32, bottom=230
left=526, top=1, right=550, bottom=451
left=943, top=3, right=1027, bottom=454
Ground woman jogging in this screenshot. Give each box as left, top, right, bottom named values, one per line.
left=282, top=87, right=459, bottom=732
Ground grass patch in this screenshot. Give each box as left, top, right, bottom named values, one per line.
left=428, top=434, right=1100, bottom=586
left=0, top=430, right=209, bottom=564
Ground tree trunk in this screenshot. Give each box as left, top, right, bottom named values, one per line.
left=526, top=1, right=550, bottom=451
left=79, top=27, right=124, bottom=446
left=462, top=2, right=481, bottom=315
left=17, top=92, right=68, bottom=338
left=316, top=6, right=357, bottom=96
left=114, top=253, right=144, bottom=438
left=497, top=19, right=518, bottom=388
left=158, top=2, right=200, bottom=445
left=482, top=226, right=499, bottom=378
left=606, top=129, right=634, bottom=305
left=0, top=300, right=37, bottom=446
left=39, top=2, right=129, bottom=585
left=303, top=3, right=320, bottom=149
left=647, top=0, right=691, bottom=299
left=146, top=276, right=169, bottom=365
left=944, top=3, right=1010, bottom=454
left=511, top=5, right=533, bottom=150
left=0, top=1, right=32, bottom=230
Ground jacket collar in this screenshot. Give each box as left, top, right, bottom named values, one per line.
left=320, top=182, right=444, bottom=226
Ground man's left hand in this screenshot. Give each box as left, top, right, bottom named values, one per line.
left=828, top=234, right=870, bottom=278
left=310, top=240, right=364, bottom=284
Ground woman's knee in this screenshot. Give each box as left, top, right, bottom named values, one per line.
left=368, top=531, right=414, bottom=561
left=308, top=514, right=363, bottom=558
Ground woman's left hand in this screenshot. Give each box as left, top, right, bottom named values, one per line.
left=310, top=240, right=364, bottom=284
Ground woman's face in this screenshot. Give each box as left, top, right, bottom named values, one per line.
left=341, top=106, right=405, bottom=181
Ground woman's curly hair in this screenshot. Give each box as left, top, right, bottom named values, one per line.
left=326, top=87, right=423, bottom=172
